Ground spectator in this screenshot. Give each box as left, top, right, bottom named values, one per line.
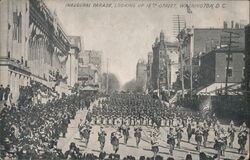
left=185, top=153, right=192, bottom=160
left=4, top=84, right=10, bottom=100
left=0, top=84, right=4, bottom=100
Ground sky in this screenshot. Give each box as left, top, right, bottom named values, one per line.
left=44, top=0, right=249, bottom=86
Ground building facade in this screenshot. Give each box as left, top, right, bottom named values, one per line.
left=178, top=25, right=245, bottom=92
left=0, top=0, right=75, bottom=101
left=166, top=42, right=179, bottom=88
left=151, top=31, right=170, bottom=93
left=136, top=59, right=147, bottom=91
left=199, top=49, right=245, bottom=95
left=0, top=0, right=32, bottom=101
left=66, top=36, right=81, bottom=88
left=78, top=50, right=102, bottom=89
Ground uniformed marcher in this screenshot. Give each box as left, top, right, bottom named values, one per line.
left=202, top=121, right=209, bottom=147
left=175, top=124, right=183, bottom=148
left=195, top=124, right=203, bottom=152
left=121, top=122, right=130, bottom=144
left=151, top=129, right=160, bottom=159
left=227, top=120, right=236, bottom=148
left=98, top=126, right=107, bottom=151
left=214, top=127, right=227, bottom=159
left=167, top=127, right=176, bottom=156
left=238, top=122, right=248, bottom=154
left=110, top=129, right=122, bottom=153
left=79, top=121, right=92, bottom=146
left=134, top=124, right=142, bottom=148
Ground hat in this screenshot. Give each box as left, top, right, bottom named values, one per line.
left=242, top=122, right=246, bottom=126
left=0, top=145, right=5, bottom=151
left=4, top=138, right=10, bottom=143
left=230, top=120, right=234, bottom=125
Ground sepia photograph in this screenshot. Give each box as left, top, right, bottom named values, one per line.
left=0, top=0, right=249, bottom=159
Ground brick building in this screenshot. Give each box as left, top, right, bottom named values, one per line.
left=199, top=49, right=245, bottom=94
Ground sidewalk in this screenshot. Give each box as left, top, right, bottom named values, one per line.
left=57, top=109, right=88, bottom=153
left=57, top=99, right=100, bottom=153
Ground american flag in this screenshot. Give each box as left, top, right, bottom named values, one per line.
left=186, top=4, right=192, bottom=14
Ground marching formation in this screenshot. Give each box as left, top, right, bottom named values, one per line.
left=76, top=93, right=248, bottom=159
left=0, top=90, right=248, bottom=159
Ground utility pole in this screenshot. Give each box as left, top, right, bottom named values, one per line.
left=221, top=30, right=240, bottom=95
left=173, top=15, right=185, bottom=99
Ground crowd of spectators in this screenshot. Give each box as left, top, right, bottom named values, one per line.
left=0, top=93, right=79, bottom=159
left=0, top=84, right=10, bottom=101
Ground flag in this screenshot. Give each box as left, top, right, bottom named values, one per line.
left=13, top=12, right=18, bottom=40
left=186, top=4, right=192, bottom=14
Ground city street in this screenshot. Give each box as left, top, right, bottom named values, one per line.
left=57, top=100, right=249, bottom=159
left=0, top=0, right=249, bottom=159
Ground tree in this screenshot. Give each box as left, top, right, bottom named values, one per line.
left=102, top=73, right=120, bottom=93
left=122, top=79, right=144, bottom=93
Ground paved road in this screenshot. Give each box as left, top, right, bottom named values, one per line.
left=57, top=101, right=249, bottom=159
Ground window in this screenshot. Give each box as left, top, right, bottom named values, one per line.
left=242, top=67, right=245, bottom=78
left=17, top=12, right=22, bottom=43
left=12, top=12, right=22, bottom=42
left=13, top=12, right=18, bottom=40
left=226, top=68, right=233, bottom=77
left=226, top=54, right=233, bottom=61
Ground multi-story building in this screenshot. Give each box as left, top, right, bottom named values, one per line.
left=166, top=42, right=179, bottom=88
left=136, top=59, right=147, bottom=91
left=78, top=50, right=102, bottom=89
left=0, top=0, right=31, bottom=102
left=178, top=24, right=245, bottom=92
left=66, top=36, right=81, bottom=88
left=151, top=31, right=170, bottom=93
left=198, top=49, right=245, bottom=95
left=146, top=52, right=153, bottom=91
left=0, top=0, right=73, bottom=101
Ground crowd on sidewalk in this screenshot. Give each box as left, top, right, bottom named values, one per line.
left=0, top=91, right=80, bottom=159
left=0, top=84, right=10, bottom=101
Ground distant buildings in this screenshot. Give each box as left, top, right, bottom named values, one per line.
left=136, top=59, right=147, bottom=90
left=66, top=36, right=81, bottom=88
left=147, top=31, right=178, bottom=96
left=177, top=22, right=245, bottom=94
left=151, top=31, right=170, bottom=93
left=198, top=49, right=245, bottom=95
left=78, top=50, right=102, bottom=89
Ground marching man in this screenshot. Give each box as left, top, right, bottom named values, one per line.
left=150, top=125, right=160, bottom=159
left=79, top=121, right=92, bottom=147
left=175, top=123, right=183, bottom=148
left=195, top=124, right=203, bottom=152
left=238, top=122, right=248, bottom=154
left=227, top=120, right=236, bottom=148
left=121, top=122, right=130, bottom=145
left=202, top=120, right=209, bottom=147
left=98, top=126, right=107, bottom=151
left=110, top=128, right=122, bottom=153
left=167, top=127, right=176, bottom=156
left=134, top=124, right=142, bottom=148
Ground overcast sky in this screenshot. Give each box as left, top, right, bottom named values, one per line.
left=44, top=0, right=249, bottom=86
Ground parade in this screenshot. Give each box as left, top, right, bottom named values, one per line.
left=0, top=0, right=249, bottom=159
left=0, top=92, right=249, bottom=159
